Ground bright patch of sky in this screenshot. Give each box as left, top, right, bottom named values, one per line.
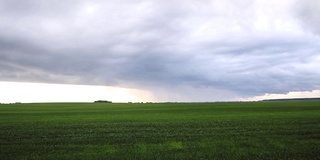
left=0, top=82, right=153, bottom=103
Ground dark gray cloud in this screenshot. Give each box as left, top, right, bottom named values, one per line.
left=0, top=0, right=320, bottom=101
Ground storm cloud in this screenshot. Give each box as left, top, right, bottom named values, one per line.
left=0, top=0, right=320, bottom=101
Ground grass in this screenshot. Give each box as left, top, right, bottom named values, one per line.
left=0, top=101, right=320, bottom=159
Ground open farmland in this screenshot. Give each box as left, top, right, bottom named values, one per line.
left=1, top=101, right=320, bottom=159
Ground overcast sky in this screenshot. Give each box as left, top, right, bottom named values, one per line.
left=0, top=0, right=320, bottom=102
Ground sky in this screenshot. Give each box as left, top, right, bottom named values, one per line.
left=0, top=0, right=320, bottom=103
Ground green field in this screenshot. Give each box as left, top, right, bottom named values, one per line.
left=1, top=101, right=320, bottom=159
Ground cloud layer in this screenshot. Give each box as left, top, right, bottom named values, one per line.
left=1, top=0, right=320, bottom=101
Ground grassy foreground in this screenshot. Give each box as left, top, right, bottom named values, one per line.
left=0, top=101, right=320, bottom=159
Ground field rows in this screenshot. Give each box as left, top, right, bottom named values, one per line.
left=1, top=102, right=320, bottom=159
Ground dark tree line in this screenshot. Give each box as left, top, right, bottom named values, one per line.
left=94, top=100, right=112, bottom=103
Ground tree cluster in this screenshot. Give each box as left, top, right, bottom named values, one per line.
left=94, top=100, right=112, bottom=103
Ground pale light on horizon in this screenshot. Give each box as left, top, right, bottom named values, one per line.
left=244, top=90, right=320, bottom=101
left=0, top=81, right=154, bottom=103
left=1, top=81, right=319, bottom=104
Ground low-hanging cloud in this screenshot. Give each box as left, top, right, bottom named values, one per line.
left=0, top=0, right=320, bottom=101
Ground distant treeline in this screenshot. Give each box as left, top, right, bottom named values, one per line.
left=262, top=98, right=320, bottom=102
left=94, top=100, right=112, bottom=103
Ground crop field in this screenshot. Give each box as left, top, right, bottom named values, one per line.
left=1, top=101, right=320, bottom=159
